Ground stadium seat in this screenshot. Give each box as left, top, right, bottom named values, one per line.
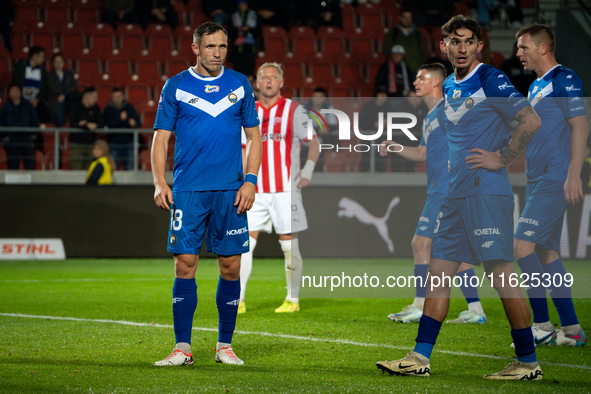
left=0, top=146, right=7, bottom=170
left=357, top=86, right=375, bottom=97
left=188, top=10, right=208, bottom=26
left=323, top=151, right=348, bottom=172
left=149, top=36, right=174, bottom=52
left=96, top=83, right=115, bottom=108
left=73, top=8, right=98, bottom=25
left=338, top=62, right=363, bottom=81
left=44, top=8, right=70, bottom=28
left=320, top=38, right=346, bottom=61
left=141, top=109, right=157, bottom=128
left=90, top=33, right=116, bottom=52
left=359, top=14, right=386, bottom=39
left=454, top=2, right=471, bottom=16
left=348, top=37, right=374, bottom=57
left=119, top=36, right=145, bottom=54
left=288, top=26, right=315, bottom=38
left=291, top=37, right=317, bottom=60
left=280, top=87, right=297, bottom=99
left=263, top=37, right=288, bottom=58
left=101, top=48, right=134, bottom=62
left=60, top=33, right=86, bottom=53
left=139, top=149, right=151, bottom=171
left=135, top=60, right=161, bottom=84
left=491, top=52, right=505, bottom=69
left=262, top=25, right=287, bottom=39
left=145, top=23, right=173, bottom=38
left=104, top=59, right=132, bottom=84
left=165, top=59, right=189, bottom=76
left=29, top=32, right=55, bottom=53
left=342, top=12, right=356, bottom=32
left=72, top=0, right=101, bottom=9
left=115, top=23, right=144, bottom=37
left=125, top=84, right=151, bottom=104
left=14, top=7, right=39, bottom=28
left=316, top=26, right=343, bottom=39
left=174, top=25, right=193, bottom=40
left=308, top=62, right=334, bottom=81
left=329, top=87, right=354, bottom=98
left=281, top=62, right=306, bottom=90
left=87, top=23, right=115, bottom=36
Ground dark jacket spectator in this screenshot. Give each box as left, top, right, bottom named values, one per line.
left=375, top=45, right=411, bottom=97
left=134, top=0, right=179, bottom=30
left=202, top=0, right=235, bottom=26
left=252, top=0, right=289, bottom=27
left=46, top=53, right=78, bottom=127
left=0, top=84, right=40, bottom=169
left=12, top=46, right=47, bottom=113
left=231, top=0, right=258, bottom=76
left=69, top=87, right=104, bottom=170
left=102, top=0, right=137, bottom=26
left=104, top=87, right=140, bottom=170
left=382, top=10, right=427, bottom=73
left=501, top=45, right=536, bottom=97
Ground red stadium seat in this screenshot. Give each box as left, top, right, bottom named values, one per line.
left=115, top=23, right=144, bottom=37
left=135, top=59, right=161, bottom=83
left=14, top=7, right=39, bottom=28
left=104, top=59, right=132, bottom=83
left=288, top=26, right=315, bottom=38
left=72, top=0, right=101, bottom=9
left=149, top=36, right=174, bottom=52
left=308, top=62, right=333, bottom=81
left=29, top=32, right=55, bottom=53
left=338, top=62, right=363, bottom=81
left=357, top=86, right=375, bottom=97
left=491, top=52, right=505, bottom=69
left=291, top=37, right=317, bottom=60
left=145, top=23, right=173, bottom=38
left=60, top=33, right=86, bottom=53
left=165, top=59, right=189, bottom=76
left=141, top=109, right=157, bottom=128
left=359, top=14, right=386, bottom=39
left=329, top=86, right=354, bottom=98
left=125, top=84, right=151, bottom=103
left=87, top=23, right=115, bottom=36
left=73, top=8, right=98, bottom=25
left=139, top=149, right=151, bottom=171
left=320, top=38, right=346, bottom=61
left=454, top=2, right=471, bottom=16
left=97, top=83, right=116, bottom=108
left=90, top=33, right=116, bottom=52
left=188, top=10, right=208, bottom=26
left=101, top=48, right=133, bottom=61
left=262, top=26, right=287, bottom=39
left=348, top=38, right=374, bottom=57
left=44, top=8, right=69, bottom=27
left=356, top=2, right=381, bottom=14
left=316, top=26, right=343, bottom=39
left=342, top=12, right=356, bottom=32
left=263, top=37, right=288, bottom=57
left=281, top=62, right=306, bottom=90
left=323, top=151, right=348, bottom=172
left=119, top=36, right=145, bottom=54
left=280, top=87, right=297, bottom=99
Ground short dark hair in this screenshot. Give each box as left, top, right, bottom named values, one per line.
left=418, top=62, right=447, bottom=80
left=111, top=87, right=124, bottom=94
left=51, top=52, right=65, bottom=63
left=83, top=86, right=97, bottom=95
left=516, top=23, right=555, bottom=53
left=193, top=22, right=227, bottom=47
left=441, top=15, right=481, bottom=41
left=313, top=87, right=327, bottom=95
left=29, top=46, right=45, bottom=59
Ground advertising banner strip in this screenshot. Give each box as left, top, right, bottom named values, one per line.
left=0, top=239, right=66, bottom=260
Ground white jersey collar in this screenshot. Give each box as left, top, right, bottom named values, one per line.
left=189, top=66, right=225, bottom=81
left=454, top=62, right=483, bottom=84
left=537, top=64, right=561, bottom=81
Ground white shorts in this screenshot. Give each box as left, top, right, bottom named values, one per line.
left=247, top=189, right=308, bottom=234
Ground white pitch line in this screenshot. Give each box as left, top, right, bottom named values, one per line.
left=1, top=278, right=170, bottom=283
left=1, top=313, right=589, bottom=371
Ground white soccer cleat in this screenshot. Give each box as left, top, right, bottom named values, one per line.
left=483, top=361, right=543, bottom=380
left=153, top=349, right=194, bottom=366
left=215, top=346, right=244, bottom=365
left=555, top=329, right=587, bottom=347
left=387, top=305, right=422, bottom=323
left=376, top=352, right=431, bottom=377
left=446, top=310, right=487, bottom=324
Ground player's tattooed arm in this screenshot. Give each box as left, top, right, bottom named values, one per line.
left=465, top=105, right=541, bottom=170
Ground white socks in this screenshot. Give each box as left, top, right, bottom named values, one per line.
left=239, top=237, right=257, bottom=302
left=468, top=301, right=484, bottom=315
left=413, top=297, right=425, bottom=309
left=280, top=239, right=303, bottom=304
left=176, top=342, right=191, bottom=354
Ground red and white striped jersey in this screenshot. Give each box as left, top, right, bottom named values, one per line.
left=251, top=96, right=316, bottom=193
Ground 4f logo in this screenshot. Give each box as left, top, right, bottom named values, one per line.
left=172, top=297, right=184, bottom=304
left=523, top=231, right=536, bottom=237
left=188, top=98, right=199, bottom=104
left=482, top=241, right=494, bottom=248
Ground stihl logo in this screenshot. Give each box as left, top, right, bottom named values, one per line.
left=2, top=243, right=55, bottom=254
left=226, top=299, right=239, bottom=306
left=482, top=241, right=494, bottom=248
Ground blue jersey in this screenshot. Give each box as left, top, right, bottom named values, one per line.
left=442, top=63, right=529, bottom=199
left=154, top=66, right=260, bottom=192
left=420, top=99, right=449, bottom=195
left=526, top=65, right=586, bottom=183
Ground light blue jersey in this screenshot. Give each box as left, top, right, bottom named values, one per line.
left=154, top=66, right=260, bottom=192
left=526, top=65, right=586, bottom=183
left=419, top=99, right=449, bottom=195
left=442, top=63, right=529, bottom=199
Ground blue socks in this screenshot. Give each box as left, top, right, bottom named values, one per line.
left=172, top=278, right=198, bottom=345
left=544, top=258, right=579, bottom=327
left=414, top=264, right=429, bottom=298
left=414, top=315, right=442, bottom=360
left=517, top=253, right=550, bottom=323
left=511, top=327, right=537, bottom=363
left=216, top=276, right=241, bottom=344
left=456, top=268, right=480, bottom=304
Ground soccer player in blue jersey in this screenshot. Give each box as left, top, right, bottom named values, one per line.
left=377, top=16, right=544, bottom=380
left=511, top=24, right=587, bottom=347
left=381, top=63, right=486, bottom=324
left=151, top=22, right=262, bottom=366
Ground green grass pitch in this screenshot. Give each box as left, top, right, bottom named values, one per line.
left=0, top=258, right=589, bottom=393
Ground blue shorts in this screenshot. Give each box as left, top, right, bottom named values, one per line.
left=415, top=193, right=447, bottom=238
left=514, top=180, right=567, bottom=251
left=167, top=190, right=249, bottom=256
left=431, top=195, right=514, bottom=265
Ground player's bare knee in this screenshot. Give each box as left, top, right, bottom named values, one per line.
left=218, top=255, right=240, bottom=281
left=411, top=235, right=429, bottom=255
left=174, top=255, right=198, bottom=278
left=537, top=248, right=559, bottom=265
left=514, top=239, right=535, bottom=259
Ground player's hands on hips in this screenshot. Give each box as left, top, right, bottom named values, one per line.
left=564, top=175, right=583, bottom=205
left=235, top=182, right=255, bottom=214
left=465, top=149, right=503, bottom=170
left=154, top=180, right=173, bottom=211
left=380, top=140, right=395, bottom=157
left=294, top=171, right=310, bottom=189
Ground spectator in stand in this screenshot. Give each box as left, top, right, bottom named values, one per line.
left=202, top=0, right=235, bottom=26
left=0, top=1, right=13, bottom=53
left=104, top=87, right=140, bottom=171
left=85, top=140, right=115, bottom=185
left=500, top=42, right=535, bottom=97
left=102, top=0, right=137, bottom=26
left=375, top=45, right=411, bottom=97
left=230, top=0, right=258, bottom=76
left=405, top=0, right=455, bottom=26
left=382, top=9, right=427, bottom=73
left=304, top=87, right=338, bottom=144
left=12, top=46, right=48, bottom=120
left=135, top=0, right=179, bottom=30
left=0, top=84, right=40, bottom=170
left=69, top=87, right=104, bottom=170
left=252, top=0, right=288, bottom=27
left=46, top=53, right=78, bottom=127
left=317, top=0, right=342, bottom=29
